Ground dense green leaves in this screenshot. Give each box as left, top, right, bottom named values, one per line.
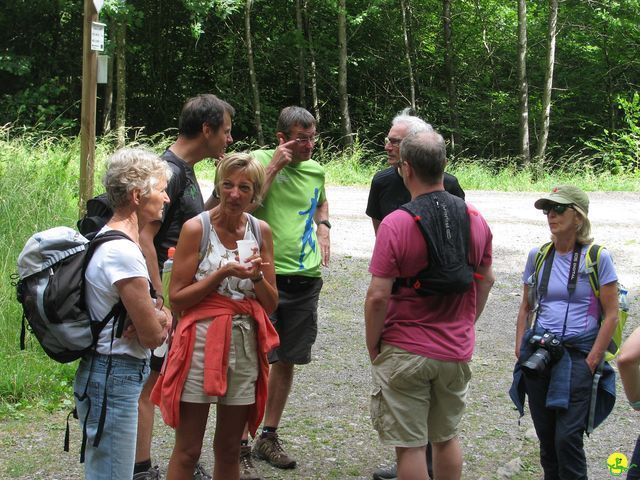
left=0, top=0, right=639, bottom=169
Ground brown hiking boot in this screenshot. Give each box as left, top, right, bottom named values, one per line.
left=252, top=432, right=296, bottom=469
left=240, top=445, right=263, bottom=480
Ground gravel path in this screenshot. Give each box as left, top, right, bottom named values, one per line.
left=2, top=187, right=639, bottom=479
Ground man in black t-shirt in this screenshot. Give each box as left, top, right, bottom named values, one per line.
left=366, top=111, right=464, bottom=234
left=366, top=111, right=464, bottom=480
left=134, top=94, right=235, bottom=480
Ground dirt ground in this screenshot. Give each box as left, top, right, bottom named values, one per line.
left=1, top=187, right=639, bottom=479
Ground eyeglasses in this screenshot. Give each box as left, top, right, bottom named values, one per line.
left=385, top=137, right=403, bottom=146
left=293, top=135, right=318, bottom=145
left=542, top=204, right=574, bottom=215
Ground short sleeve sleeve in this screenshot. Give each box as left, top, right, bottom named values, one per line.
left=366, top=177, right=382, bottom=220
left=522, top=247, right=538, bottom=285
left=596, top=248, right=618, bottom=287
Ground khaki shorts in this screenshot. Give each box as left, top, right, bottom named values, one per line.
left=370, top=343, right=471, bottom=447
left=182, top=316, right=258, bottom=405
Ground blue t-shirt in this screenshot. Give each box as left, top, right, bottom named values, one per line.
left=522, top=245, right=617, bottom=337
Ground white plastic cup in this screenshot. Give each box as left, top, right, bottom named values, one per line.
left=236, top=239, right=258, bottom=267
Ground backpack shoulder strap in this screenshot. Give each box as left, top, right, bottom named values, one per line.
left=534, top=242, right=555, bottom=298
left=197, top=211, right=211, bottom=261
left=585, top=244, right=604, bottom=298
left=164, top=153, right=189, bottom=194
left=534, top=242, right=553, bottom=277
left=157, top=153, right=190, bottom=239
left=246, top=213, right=263, bottom=249
left=81, top=230, right=133, bottom=307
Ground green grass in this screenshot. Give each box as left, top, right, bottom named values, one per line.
left=0, top=129, right=82, bottom=416
left=0, top=128, right=638, bottom=417
left=447, top=157, right=640, bottom=192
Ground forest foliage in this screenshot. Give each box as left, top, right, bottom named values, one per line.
left=1, top=0, right=639, bottom=173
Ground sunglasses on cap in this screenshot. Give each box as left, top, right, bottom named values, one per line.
left=542, top=204, right=575, bottom=215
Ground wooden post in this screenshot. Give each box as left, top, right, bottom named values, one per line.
left=79, top=0, right=99, bottom=217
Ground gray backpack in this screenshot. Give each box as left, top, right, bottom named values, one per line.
left=16, top=227, right=130, bottom=363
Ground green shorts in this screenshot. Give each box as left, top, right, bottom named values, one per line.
left=268, top=275, right=323, bottom=365
left=370, top=343, right=471, bottom=447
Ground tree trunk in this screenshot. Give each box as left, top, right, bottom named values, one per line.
left=296, top=0, right=307, bottom=107
left=304, top=0, right=320, bottom=124
left=101, top=54, right=114, bottom=135
left=517, top=0, right=531, bottom=165
left=442, top=0, right=459, bottom=154
left=245, top=0, right=264, bottom=145
left=535, top=0, right=559, bottom=165
left=400, top=0, right=416, bottom=110
left=115, top=17, right=126, bottom=149
left=337, top=0, right=353, bottom=146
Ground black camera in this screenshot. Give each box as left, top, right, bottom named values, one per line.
left=521, top=332, right=564, bottom=374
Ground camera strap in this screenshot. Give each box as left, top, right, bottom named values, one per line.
left=561, top=244, right=582, bottom=339
left=535, top=243, right=582, bottom=338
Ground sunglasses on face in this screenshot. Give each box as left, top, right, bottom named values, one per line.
left=542, top=204, right=574, bottom=215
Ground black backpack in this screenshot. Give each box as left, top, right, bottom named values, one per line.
left=77, top=152, right=188, bottom=237
left=393, top=191, right=474, bottom=296
left=16, top=227, right=131, bottom=362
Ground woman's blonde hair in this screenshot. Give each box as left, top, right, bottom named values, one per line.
left=575, top=210, right=593, bottom=245
left=103, top=148, right=172, bottom=209
left=215, top=153, right=266, bottom=205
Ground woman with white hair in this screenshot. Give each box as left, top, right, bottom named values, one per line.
left=73, top=148, right=172, bottom=479
left=511, top=185, right=618, bottom=480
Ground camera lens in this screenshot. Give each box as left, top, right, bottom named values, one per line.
left=521, top=348, right=551, bottom=374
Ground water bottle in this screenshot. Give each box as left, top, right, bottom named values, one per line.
left=620, top=286, right=629, bottom=312
left=161, top=247, right=176, bottom=311
left=155, top=247, right=176, bottom=357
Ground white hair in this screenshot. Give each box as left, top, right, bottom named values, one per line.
left=391, top=108, right=434, bottom=135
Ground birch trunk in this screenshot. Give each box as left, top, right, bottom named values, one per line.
left=535, top=0, right=559, bottom=165
left=245, top=0, right=264, bottom=145
left=115, top=18, right=126, bottom=149
left=296, top=0, right=307, bottom=107
left=400, top=0, right=416, bottom=110
left=338, top=0, right=353, bottom=146
left=442, top=0, right=459, bottom=154
left=518, top=0, right=530, bottom=165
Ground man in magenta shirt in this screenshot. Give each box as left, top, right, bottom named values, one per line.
left=365, top=130, right=494, bottom=480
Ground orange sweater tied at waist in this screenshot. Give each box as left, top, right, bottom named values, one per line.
left=151, top=293, right=279, bottom=435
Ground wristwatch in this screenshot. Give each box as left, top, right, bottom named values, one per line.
left=317, top=219, right=332, bottom=229
left=252, top=271, right=264, bottom=283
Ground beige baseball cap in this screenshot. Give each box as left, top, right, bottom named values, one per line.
left=534, top=185, right=589, bottom=216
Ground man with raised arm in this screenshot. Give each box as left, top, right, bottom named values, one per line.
left=365, top=130, right=494, bottom=480
left=243, top=107, right=330, bottom=477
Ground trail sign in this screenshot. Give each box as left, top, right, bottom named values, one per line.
left=93, top=0, right=104, bottom=13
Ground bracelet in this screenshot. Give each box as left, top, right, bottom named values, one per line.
left=251, top=271, right=264, bottom=283
left=629, top=399, right=640, bottom=411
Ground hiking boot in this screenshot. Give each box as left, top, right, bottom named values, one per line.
left=193, top=462, right=212, bottom=480
left=132, top=465, right=161, bottom=480
left=240, top=445, right=264, bottom=480
left=252, top=432, right=296, bottom=469
left=372, top=463, right=397, bottom=480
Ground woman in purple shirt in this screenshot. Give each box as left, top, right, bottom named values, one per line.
left=514, top=185, right=619, bottom=480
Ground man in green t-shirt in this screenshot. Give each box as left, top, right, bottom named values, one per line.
left=249, top=106, right=331, bottom=473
